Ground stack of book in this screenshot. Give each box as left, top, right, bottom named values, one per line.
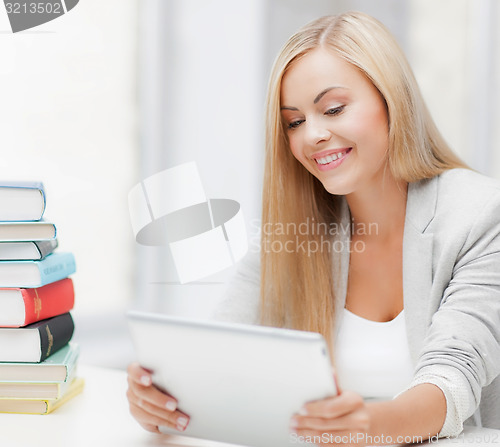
left=0, top=181, right=84, bottom=414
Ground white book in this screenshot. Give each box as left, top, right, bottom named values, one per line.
left=0, top=181, right=46, bottom=221
left=0, top=221, right=56, bottom=242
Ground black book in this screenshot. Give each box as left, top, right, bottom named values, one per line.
left=0, top=239, right=58, bottom=261
left=0, top=313, right=74, bottom=363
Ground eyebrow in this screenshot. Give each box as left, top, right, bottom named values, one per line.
left=314, top=86, right=347, bottom=104
left=280, top=86, right=348, bottom=111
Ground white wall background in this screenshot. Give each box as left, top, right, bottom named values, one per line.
left=132, top=0, right=267, bottom=321
left=0, top=0, right=139, bottom=366
left=0, top=0, right=497, bottom=368
left=408, top=0, right=500, bottom=174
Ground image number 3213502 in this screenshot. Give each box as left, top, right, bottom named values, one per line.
left=3, top=0, right=80, bottom=33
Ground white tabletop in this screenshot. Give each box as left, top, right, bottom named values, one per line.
left=0, top=365, right=235, bottom=447
left=0, top=365, right=498, bottom=447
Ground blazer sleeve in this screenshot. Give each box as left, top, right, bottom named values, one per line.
left=211, top=250, right=261, bottom=324
left=405, top=192, right=500, bottom=437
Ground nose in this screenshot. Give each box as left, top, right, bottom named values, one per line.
left=304, top=118, right=331, bottom=146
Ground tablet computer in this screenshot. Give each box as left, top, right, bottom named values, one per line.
left=127, top=311, right=337, bottom=447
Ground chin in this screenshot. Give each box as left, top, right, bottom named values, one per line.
left=320, top=180, right=353, bottom=196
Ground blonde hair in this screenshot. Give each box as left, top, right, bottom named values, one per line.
left=260, top=11, right=467, bottom=351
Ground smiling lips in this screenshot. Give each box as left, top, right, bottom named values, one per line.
left=312, top=148, right=352, bottom=170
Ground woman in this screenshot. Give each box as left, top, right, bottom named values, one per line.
left=127, top=11, right=500, bottom=444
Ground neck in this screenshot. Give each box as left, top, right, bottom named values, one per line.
left=345, top=170, right=408, bottom=241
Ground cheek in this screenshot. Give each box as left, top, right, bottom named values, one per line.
left=287, top=136, right=304, bottom=162
left=353, top=108, right=389, bottom=151
left=287, top=137, right=315, bottom=174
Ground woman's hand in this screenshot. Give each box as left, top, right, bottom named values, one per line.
left=126, top=362, right=190, bottom=434
left=290, top=391, right=371, bottom=446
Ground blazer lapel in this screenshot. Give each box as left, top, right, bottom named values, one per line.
left=402, top=176, right=438, bottom=362
left=334, top=197, right=351, bottom=331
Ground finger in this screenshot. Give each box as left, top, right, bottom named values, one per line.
left=127, top=362, right=154, bottom=386
left=127, top=374, right=178, bottom=412
left=126, top=385, right=185, bottom=422
left=130, top=401, right=176, bottom=430
left=299, top=391, right=364, bottom=418
left=140, top=423, right=161, bottom=434
left=137, top=396, right=190, bottom=430
left=129, top=401, right=190, bottom=432
left=332, top=370, right=342, bottom=395
left=291, top=410, right=370, bottom=433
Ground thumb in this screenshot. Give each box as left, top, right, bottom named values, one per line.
left=332, top=368, right=342, bottom=395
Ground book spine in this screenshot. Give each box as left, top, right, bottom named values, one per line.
left=46, top=377, right=85, bottom=414
left=63, top=343, right=80, bottom=381
left=37, top=313, right=75, bottom=362
left=38, top=252, right=76, bottom=286
left=33, top=239, right=58, bottom=259
left=39, top=186, right=47, bottom=220
left=20, top=278, right=75, bottom=327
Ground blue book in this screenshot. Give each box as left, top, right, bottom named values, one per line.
left=0, top=252, right=76, bottom=288
left=0, top=181, right=46, bottom=221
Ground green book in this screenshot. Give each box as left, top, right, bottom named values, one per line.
left=0, top=343, right=79, bottom=383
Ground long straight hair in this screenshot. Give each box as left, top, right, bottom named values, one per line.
left=260, top=12, right=467, bottom=352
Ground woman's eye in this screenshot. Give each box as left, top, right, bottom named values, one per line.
left=287, top=120, right=304, bottom=130
left=325, top=106, right=345, bottom=116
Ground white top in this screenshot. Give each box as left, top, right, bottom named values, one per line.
left=334, top=308, right=414, bottom=400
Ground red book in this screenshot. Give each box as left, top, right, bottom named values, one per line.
left=0, top=278, right=74, bottom=328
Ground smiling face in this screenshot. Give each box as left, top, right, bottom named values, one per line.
left=280, top=47, right=390, bottom=196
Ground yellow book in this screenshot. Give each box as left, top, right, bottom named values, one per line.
left=0, top=377, right=84, bottom=414
left=0, top=378, right=72, bottom=399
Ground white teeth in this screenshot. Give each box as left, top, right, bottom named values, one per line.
left=316, top=151, right=346, bottom=165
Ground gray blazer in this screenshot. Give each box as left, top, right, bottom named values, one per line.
left=215, top=168, right=500, bottom=436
